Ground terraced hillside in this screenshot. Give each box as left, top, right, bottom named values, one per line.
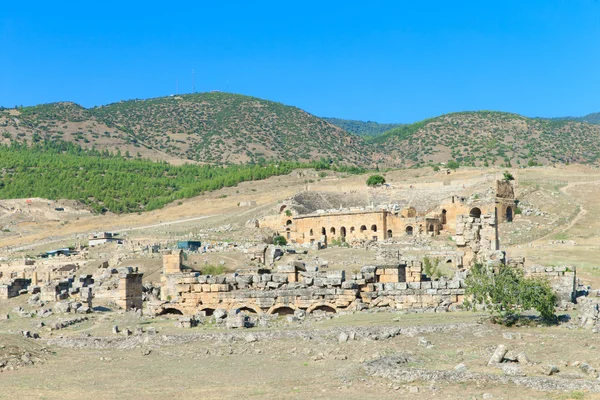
left=89, top=93, right=371, bottom=165
left=373, top=111, right=600, bottom=167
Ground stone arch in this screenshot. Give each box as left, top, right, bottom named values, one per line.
left=360, top=225, right=367, bottom=233
left=330, top=227, right=336, bottom=235
left=309, top=229, right=314, bottom=236
left=231, top=304, right=263, bottom=314
left=405, top=226, right=413, bottom=236
left=321, top=227, right=326, bottom=236
left=306, top=302, right=338, bottom=314
left=286, top=219, right=292, bottom=226
left=267, top=304, right=297, bottom=315
left=340, top=226, right=347, bottom=238
left=350, top=226, right=355, bottom=234
left=441, top=209, right=447, bottom=225
left=506, top=206, right=513, bottom=222
left=158, top=307, right=184, bottom=316
left=386, top=229, right=393, bottom=239
left=428, top=224, right=434, bottom=233
left=371, top=224, right=377, bottom=232
left=469, top=207, right=482, bottom=218
left=199, top=307, right=216, bottom=316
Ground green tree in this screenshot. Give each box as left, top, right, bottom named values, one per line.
left=366, top=174, right=386, bottom=186
left=464, top=263, right=556, bottom=325
left=446, top=160, right=459, bottom=170
left=503, top=171, right=514, bottom=181
left=273, top=235, right=287, bottom=246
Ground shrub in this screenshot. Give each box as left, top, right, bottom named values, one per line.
left=446, top=160, right=460, bottom=170
left=273, top=235, right=287, bottom=246
left=366, top=175, right=386, bottom=186
left=464, top=263, right=556, bottom=325
left=503, top=171, right=515, bottom=181
left=202, top=264, right=227, bottom=275
left=432, top=165, right=440, bottom=172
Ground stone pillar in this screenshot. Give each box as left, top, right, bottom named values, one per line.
left=117, top=273, right=143, bottom=310
left=31, top=272, right=38, bottom=286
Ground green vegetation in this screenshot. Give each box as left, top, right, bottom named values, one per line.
left=322, top=117, right=404, bottom=137
left=366, top=174, right=386, bottom=186
left=464, top=263, right=556, bottom=325
left=273, top=235, right=287, bottom=246
left=202, top=264, right=227, bottom=275
left=446, top=160, right=460, bottom=170
left=0, top=140, right=364, bottom=214
left=503, top=171, right=515, bottom=181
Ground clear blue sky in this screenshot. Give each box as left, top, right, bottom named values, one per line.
left=1, top=1, right=599, bottom=122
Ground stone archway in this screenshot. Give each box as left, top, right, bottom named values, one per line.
left=506, top=206, right=513, bottom=222
left=268, top=304, right=298, bottom=315
left=340, top=226, right=347, bottom=239
left=330, top=227, right=336, bottom=235
left=406, top=226, right=413, bottom=236
left=441, top=209, right=447, bottom=225
left=386, top=229, right=393, bottom=239
left=158, top=307, right=184, bottom=316
left=306, top=302, right=338, bottom=314
left=231, top=303, right=263, bottom=314
left=360, top=225, right=367, bottom=233
left=469, top=207, right=482, bottom=218
left=371, top=224, right=377, bottom=232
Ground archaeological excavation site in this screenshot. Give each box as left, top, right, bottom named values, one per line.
left=2, top=166, right=600, bottom=399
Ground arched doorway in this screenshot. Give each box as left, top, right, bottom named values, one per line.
left=269, top=306, right=295, bottom=316
left=340, top=226, right=347, bottom=239
left=309, top=229, right=314, bottom=236
left=321, top=227, right=326, bottom=236
left=371, top=224, right=377, bottom=232
left=406, top=226, right=413, bottom=236
left=469, top=207, right=482, bottom=218
left=330, top=227, right=336, bottom=235
left=350, top=226, right=355, bottom=234
left=159, top=308, right=184, bottom=316
left=428, top=224, right=435, bottom=235
left=386, top=229, right=393, bottom=239
left=506, top=206, right=513, bottom=222
left=360, top=225, right=367, bottom=233
left=286, top=219, right=292, bottom=226
left=441, top=209, right=447, bottom=225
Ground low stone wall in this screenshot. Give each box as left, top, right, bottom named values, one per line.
left=157, top=263, right=466, bottom=316
left=524, top=265, right=576, bottom=303
left=0, top=278, right=30, bottom=299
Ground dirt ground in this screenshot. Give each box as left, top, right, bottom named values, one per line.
left=3, top=164, right=600, bottom=398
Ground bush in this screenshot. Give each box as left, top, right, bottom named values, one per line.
left=503, top=171, right=515, bottom=181
left=446, top=160, right=460, bottom=170
left=202, top=264, right=227, bottom=275
left=464, top=263, right=556, bottom=325
left=366, top=175, right=386, bottom=186
left=432, top=165, right=440, bottom=172
left=273, top=235, right=287, bottom=246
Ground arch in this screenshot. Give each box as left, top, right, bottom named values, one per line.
left=198, top=307, right=215, bottom=316
left=405, top=226, right=414, bottom=236
left=330, top=227, right=336, bottom=235
left=371, top=224, right=377, bottom=232
left=321, top=227, right=326, bottom=236
left=506, top=206, right=513, bottom=222
left=231, top=304, right=263, bottom=314
left=309, top=229, right=314, bottom=236
left=469, top=207, right=482, bottom=218
left=441, top=209, right=447, bottom=225
left=306, top=302, right=338, bottom=314
left=158, top=307, right=184, bottom=316
left=428, top=224, right=434, bottom=233
left=350, top=226, right=355, bottom=234
left=285, top=219, right=292, bottom=226
left=386, top=229, right=393, bottom=239
left=286, top=231, right=291, bottom=239
left=340, top=226, right=347, bottom=238
left=268, top=304, right=297, bottom=315
left=360, top=225, right=367, bottom=233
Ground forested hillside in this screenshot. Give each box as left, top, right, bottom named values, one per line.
left=0, top=93, right=372, bottom=166
left=90, top=93, right=371, bottom=165
left=0, top=140, right=362, bottom=214
left=552, top=112, right=600, bottom=125
left=373, top=111, right=600, bottom=167
left=322, top=117, right=403, bottom=137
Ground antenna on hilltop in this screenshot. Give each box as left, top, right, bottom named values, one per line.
left=192, top=69, right=195, bottom=93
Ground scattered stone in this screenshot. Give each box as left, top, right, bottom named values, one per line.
left=502, top=364, right=524, bottom=376
left=488, top=345, right=508, bottom=365
left=112, top=325, right=119, bottom=335
left=244, top=334, right=257, bottom=343
left=516, top=352, right=530, bottom=365
left=454, top=363, right=467, bottom=372
left=338, top=332, right=349, bottom=343
left=541, top=364, right=560, bottom=376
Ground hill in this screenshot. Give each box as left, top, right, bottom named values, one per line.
left=552, top=112, right=600, bottom=125
left=322, top=117, right=404, bottom=137
left=373, top=111, right=600, bottom=167
left=0, top=93, right=371, bottom=166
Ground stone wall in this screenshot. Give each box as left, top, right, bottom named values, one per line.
left=454, top=213, right=503, bottom=267
left=117, top=273, right=143, bottom=310
left=0, top=278, right=30, bottom=299
left=524, top=265, right=576, bottom=304
left=157, top=261, right=465, bottom=316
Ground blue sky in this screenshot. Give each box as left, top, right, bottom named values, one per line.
left=1, top=1, right=599, bottom=122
